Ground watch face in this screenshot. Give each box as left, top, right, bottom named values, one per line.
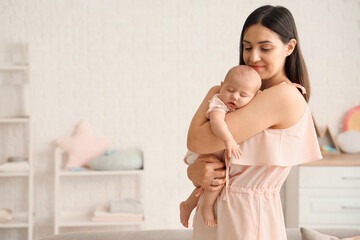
left=343, top=105, right=360, bottom=131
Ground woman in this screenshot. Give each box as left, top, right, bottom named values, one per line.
left=186, top=5, right=322, bottom=240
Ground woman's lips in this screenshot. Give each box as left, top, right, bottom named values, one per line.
left=251, top=65, right=264, bottom=71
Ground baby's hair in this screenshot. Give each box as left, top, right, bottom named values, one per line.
left=224, top=65, right=262, bottom=88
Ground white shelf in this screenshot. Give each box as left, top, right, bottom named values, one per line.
left=0, top=215, right=28, bottom=229
left=0, top=45, right=33, bottom=240
left=58, top=214, right=144, bottom=227
left=54, top=147, right=145, bottom=234
left=0, top=117, right=30, bottom=123
left=59, top=169, right=143, bottom=177
left=0, top=172, right=30, bottom=177
left=0, top=64, right=29, bottom=71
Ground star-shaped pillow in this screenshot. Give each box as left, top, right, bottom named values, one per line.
left=56, top=121, right=111, bottom=168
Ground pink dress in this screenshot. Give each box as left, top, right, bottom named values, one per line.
left=192, top=83, right=322, bottom=240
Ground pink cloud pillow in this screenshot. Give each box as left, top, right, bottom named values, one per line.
left=56, top=121, right=111, bottom=168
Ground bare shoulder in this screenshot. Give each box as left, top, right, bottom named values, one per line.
left=201, top=85, right=221, bottom=103
left=260, top=83, right=307, bottom=128
left=208, top=85, right=221, bottom=96
left=265, top=83, right=306, bottom=104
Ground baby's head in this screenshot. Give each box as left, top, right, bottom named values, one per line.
left=219, top=65, right=261, bottom=110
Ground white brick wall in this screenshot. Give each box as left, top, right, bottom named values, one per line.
left=0, top=0, right=359, bottom=239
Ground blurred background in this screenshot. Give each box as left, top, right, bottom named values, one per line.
left=0, top=0, right=359, bottom=239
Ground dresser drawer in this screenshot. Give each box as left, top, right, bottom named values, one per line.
left=299, top=166, right=360, bottom=188
left=299, top=188, right=360, bottom=224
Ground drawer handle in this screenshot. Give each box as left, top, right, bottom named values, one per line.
left=342, top=177, right=360, bottom=180
left=342, top=206, right=360, bottom=210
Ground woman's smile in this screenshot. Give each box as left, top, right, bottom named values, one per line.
left=251, top=65, right=264, bottom=71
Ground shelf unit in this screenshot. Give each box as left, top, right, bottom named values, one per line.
left=0, top=117, right=30, bottom=123
left=54, top=147, right=144, bottom=234
left=0, top=217, right=28, bottom=230
left=0, top=172, right=29, bottom=177
left=0, top=45, right=34, bottom=240
left=0, top=65, right=28, bottom=71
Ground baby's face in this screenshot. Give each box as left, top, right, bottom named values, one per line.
left=219, top=72, right=260, bottom=110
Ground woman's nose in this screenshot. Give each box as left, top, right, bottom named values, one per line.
left=249, top=50, right=261, bottom=63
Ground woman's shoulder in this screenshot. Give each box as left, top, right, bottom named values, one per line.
left=260, top=82, right=306, bottom=107
left=207, top=85, right=221, bottom=95
left=203, top=85, right=221, bottom=104
left=265, top=83, right=307, bottom=128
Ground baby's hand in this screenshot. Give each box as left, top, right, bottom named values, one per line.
left=225, top=139, right=242, bottom=160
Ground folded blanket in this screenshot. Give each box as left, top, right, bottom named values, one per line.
left=91, top=215, right=144, bottom=222
left=109, top=199, right=143, bottom=214
left=0, top=161, right=29, bottom=172
left=92, top=204, right=143, bottom=222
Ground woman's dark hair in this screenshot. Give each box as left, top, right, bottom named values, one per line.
left=239, top=5, right=310, bottom=102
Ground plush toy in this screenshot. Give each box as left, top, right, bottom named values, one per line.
left=87, top=148, right=143, bottom=171
left=0, top=208, right=12, bottom=223
left=56, top=121, right=111, bottom=168
left=337, top=106, right=360, bottom=154
left=337, top=130, right=360, bottom=154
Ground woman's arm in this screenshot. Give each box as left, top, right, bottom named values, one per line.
left=187, top=84, right=307, bottom=154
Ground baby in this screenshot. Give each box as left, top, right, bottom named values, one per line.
left=180, top=65, right=261, bottom=228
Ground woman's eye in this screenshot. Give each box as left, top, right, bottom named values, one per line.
left=244, top=47, right=252, bottom=51
left=262, top=48, right=271, bottom=51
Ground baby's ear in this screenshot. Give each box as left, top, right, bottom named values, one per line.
left=220, top=81, right=224, bottom=87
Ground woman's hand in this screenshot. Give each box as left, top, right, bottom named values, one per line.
left=187, top=154, right=226, bottom=192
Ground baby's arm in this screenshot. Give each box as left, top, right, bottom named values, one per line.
left=209, top=111, right=242, bottom=159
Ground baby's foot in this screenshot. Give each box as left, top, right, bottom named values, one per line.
left=205, top=218, right=217, bottom=227
left=201, top=204, right=217, bottom=227
left=180, top=201, right=192, bottom=228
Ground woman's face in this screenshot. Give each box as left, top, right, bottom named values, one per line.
left=242, top=24, right=289, bottom=83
